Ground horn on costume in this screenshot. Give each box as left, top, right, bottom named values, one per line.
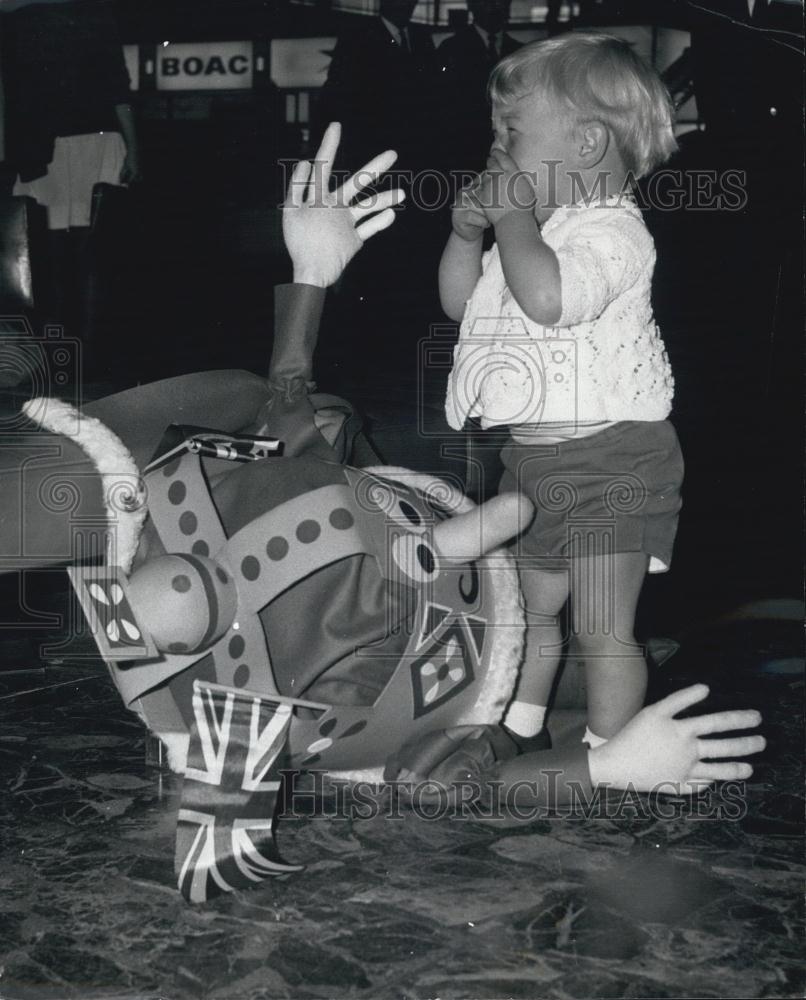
left=432, top=493, right=534, bottom=563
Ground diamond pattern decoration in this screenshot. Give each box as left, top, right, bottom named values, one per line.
left=410, top=604, right=484, bottom=718
left=67, top=566, right=158, bottom=662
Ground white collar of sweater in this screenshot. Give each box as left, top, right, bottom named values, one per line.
left=542, top=190, right=640, bottom=236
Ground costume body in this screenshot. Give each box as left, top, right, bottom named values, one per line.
left=445, top=195, right=683, bottom=572
left=1, top=280, right=593, bottom=822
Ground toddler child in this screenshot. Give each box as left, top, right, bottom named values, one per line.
left=439, top=33, right=683, bottom=750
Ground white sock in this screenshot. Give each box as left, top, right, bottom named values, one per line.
left=504, top=701, right=546, bottom=737
left=582, top=727, right=608, bottom=749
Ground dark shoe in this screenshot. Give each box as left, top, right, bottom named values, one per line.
left=500, top=724, right=552, bottom=754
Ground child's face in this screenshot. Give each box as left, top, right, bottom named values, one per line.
left=491, top=92, right=577, bottom=218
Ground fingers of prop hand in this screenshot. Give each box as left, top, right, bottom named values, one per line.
left=686, top=709, right=763, bottom=738
left=352, top=187, right=405, bottom=220
left=690, top=761, right=755, bottom=781
left=654, top=683, right=710, bottom=718
left=340, top=149, right=398, bottom=204
left=355, top=206, right=396, bottom=242
left=678, top=779, right=715, bottom=796
left=696, top=735, right=766, bottom=759
left=285, top=159, right=312, bottom=207
left=311, top=122, right=341, bottom=203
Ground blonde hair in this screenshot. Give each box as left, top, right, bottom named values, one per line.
left=489, top=33, right=677, bottom=178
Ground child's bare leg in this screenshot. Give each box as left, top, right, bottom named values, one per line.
left=503, top=565, right=570, bottom=738
left=571, top=550, right=649, bottom=741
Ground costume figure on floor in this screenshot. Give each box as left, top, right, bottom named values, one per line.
left=0, top=125, right=764, bottom=902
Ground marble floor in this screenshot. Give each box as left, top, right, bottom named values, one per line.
left=1, top=626, right=803, bottom=1000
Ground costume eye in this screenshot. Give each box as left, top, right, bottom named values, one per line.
left=391, top=533, right=439, bottom=584
left=387, top=496, right=428, bottom=535
left=397, top=499, right=423, bottom=528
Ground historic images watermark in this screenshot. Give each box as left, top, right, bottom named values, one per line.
left=279, top=160, right=748, bottom=214
left=284, top=771, right=749, bottom=823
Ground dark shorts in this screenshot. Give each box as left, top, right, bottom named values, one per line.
left=499, top=421, right=684, bottom=572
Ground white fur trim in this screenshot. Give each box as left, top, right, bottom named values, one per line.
left=22, top=397, right=147, bottom=573
left=364, top=466, right=524, bottom=727
left=457, top=544, right=523, bottom=725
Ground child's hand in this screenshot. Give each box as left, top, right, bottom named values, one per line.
left=283, top=122, right=405, bottom=287
left=451, top=179, right=491, bottom=242
left=588, top=684, right=766, bottom=794
left=477, top=146, right=536, bottom=227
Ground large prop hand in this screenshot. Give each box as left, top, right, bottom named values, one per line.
left=588, top=684, right=765, bottom=794
left=283, top=122, right=405, bottom=288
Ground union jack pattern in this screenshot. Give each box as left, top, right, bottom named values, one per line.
left=175, top=680, right=302, bottom=903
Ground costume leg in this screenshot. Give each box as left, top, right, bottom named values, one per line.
left=571, top=549, right=649, bottom=739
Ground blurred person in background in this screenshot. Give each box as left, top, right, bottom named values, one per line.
left=315, top=0, right=443, bottom=367
left=437, top=0, right=521, bottom=181
left=2, top=0, right=139, bottom=375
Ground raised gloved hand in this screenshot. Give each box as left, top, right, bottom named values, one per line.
left=283, top=121, right=406, bottom=288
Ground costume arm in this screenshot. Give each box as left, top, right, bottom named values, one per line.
left=384, top=724, right=592, bottom=817
left=270, top=284, right=326, bottom=393
left=385, top=685, right=764, bottom=821
left=482, top=745, right=593, bottom=815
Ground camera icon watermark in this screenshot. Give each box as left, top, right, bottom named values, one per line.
left=0, top=319, right=82, bottom=429
left=421, top=316, right=578, bottom=432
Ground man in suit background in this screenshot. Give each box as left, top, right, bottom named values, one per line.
left=317, top=0, right=438, bottom=178
left=314, top=2, right=443, bottom=378
left=437, top=1, right=522, bottom=179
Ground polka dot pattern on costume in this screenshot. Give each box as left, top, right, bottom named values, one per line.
left=229, top=635, right=245, bottom=659
left=179, top=511, right=197, bottom=536
left=191, top=540, right=209, bottom=556
left=233, top=664, right=250, bottom=687
left=329, top=508, right=354, bottom=531
left=241, top=556, right=260, bottom=581
left=162, top=458, right=181, bottom=478
left=296, top=520, right=320, bottom=544
left=216, top=567, right=228, bottom=584
left=172, top=574, right=191, bottom=593
left=168, top=481, right=186, bottom=505
left=266, top=537, right=289, bottom=561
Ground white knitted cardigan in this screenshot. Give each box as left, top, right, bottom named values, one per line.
left=446, top=196, right=675, bottom=430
